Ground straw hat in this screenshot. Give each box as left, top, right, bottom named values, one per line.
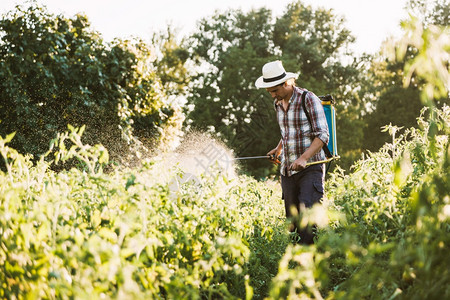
left=255, top=60, right=298, bottom=88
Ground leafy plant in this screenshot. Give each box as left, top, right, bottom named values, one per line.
left=0, top=125, right=289, bottom=299
left=267, top=15, right=449, bottom=300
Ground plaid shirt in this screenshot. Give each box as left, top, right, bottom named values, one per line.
left=274, top=87, right=329, bottom=176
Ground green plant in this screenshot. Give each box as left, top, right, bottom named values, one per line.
left=267, top=15, right=449, bottom=299
left=0, top=125, right=288, bottom=299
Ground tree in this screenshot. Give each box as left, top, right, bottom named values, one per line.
left=361, top=52, right=423, bottom=152
left=151, top=26, right=190, bottom=97
left=0, top=3, right=183, bottom=167
left=273, top=1, right=355, bottom=91
left=361, top=0, right=449, bottom=153
left=186, top=7, right=278, bottom=177
left=187, top=1, right=362, bottom=177
left=408, top=0, right=449, bottom=26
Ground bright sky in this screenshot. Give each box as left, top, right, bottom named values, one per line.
left=0, top=0, right=409, bottom=55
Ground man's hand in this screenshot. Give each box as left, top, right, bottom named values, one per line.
left=289, top=138, right=325, bottom=171
left=267, top=148, right=281, bottom=164
left=290, top=157, right=307, bottom=171
left=267, top=148, right=277, bottom=157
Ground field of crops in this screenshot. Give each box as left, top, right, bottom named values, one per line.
left=1, top=106, right=449, bottom=299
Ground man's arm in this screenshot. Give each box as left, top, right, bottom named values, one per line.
left=305, top=93, right=329, bottom=147
left=290, top=137, right=324, bottom=171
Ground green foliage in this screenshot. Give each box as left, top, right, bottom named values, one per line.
left=1, top=105, right=448, bottom=299
left=151, top=26, right=190, bottom=97
left=0, top=3, right=184, bottom=166
left=268, top=104, right=449, bottom=299
left=362, top=0, right=449, bottom=154
left=0, top=3, right=448, bottom=300
left=186, top=7, right=277, bottom=178
left=0, top=126, right=288, bottom=299
left=364, top=85, right=424, bottom=151
left=273, top=1, right=355, bottom=90
left=268, top=15, right=449, bottom=299
left=407, top=0, right=450, bottom=26
left=392, top=16, right=449, bottom=105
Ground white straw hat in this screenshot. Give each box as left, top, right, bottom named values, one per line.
left=255, top=60, right=298, bottom=88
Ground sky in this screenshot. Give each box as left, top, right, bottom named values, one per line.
left=0, top=0, right=409, bottom=55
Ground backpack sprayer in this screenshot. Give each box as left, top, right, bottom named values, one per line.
left=235, top=93, right=339, bottom=170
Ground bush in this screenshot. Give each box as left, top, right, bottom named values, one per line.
left=0, top=3, right=183, bottom=167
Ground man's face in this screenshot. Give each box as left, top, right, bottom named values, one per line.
left=266, top=83, right=286, bottom=101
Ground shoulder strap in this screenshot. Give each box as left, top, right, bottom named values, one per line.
left=301, top=91, right=312, bottom=126
left=301, top=91, right=333, bottom=158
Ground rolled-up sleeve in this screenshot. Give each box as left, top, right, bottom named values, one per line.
left=306, top=93, right=329, bottom=145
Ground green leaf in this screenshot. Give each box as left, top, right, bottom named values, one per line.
left=4, top=132, right=16, bottom=143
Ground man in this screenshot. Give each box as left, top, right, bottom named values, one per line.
left=255, top=60, right=329, bottom=244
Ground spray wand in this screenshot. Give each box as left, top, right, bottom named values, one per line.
left=235, top=155, right=270, bottom=160
left=235, top=155, right=281, bottom=164
left=235, top=155, right=336, bottom=167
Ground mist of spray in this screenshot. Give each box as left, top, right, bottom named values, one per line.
left=142, top=131, right=236, bottom=198
left=170, top=131, right=238, bottom=178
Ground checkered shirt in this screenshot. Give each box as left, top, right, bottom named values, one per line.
left=274, top=87, right=329, bottom=177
